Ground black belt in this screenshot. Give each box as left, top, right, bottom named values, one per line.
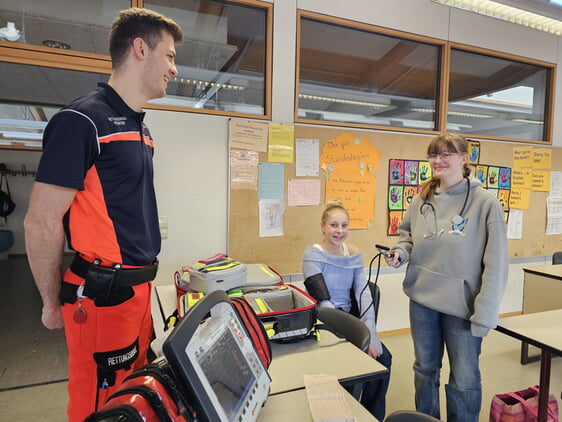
left=70, top=254, right=158, bottom=286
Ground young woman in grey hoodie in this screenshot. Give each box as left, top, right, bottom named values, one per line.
left=385, top=133, right=508, bottom=422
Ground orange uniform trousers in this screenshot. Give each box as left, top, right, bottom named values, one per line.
left=61, top=269, right=154, bottom=422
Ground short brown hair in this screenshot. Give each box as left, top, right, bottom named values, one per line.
left=109, top=8, right=183, bottom=69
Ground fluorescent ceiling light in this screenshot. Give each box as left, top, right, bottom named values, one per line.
left=299, top=93, right=390, bottom=109
left=432, top=0, right=562, bottom=35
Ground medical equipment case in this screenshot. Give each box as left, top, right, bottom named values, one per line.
left=181, top=255, right=282, bottom=294
left=247, top=284, right=317, bottom=342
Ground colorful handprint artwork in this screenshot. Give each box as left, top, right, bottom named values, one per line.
left=388, top=211, right=403, bottom=236
left=404, top=161, right=419, bottom=185
left=499, top=168, right=511, bottom=189
left=487, top=166, right=499, bottom=189
left=418, top=162, right=432, bottom=184
left=387, top=158, right=510, bottom=235
left=468, top=141, right=480, bottom=165
left=389, top=160, right=404, bottom=185
left=403, top=186, right=417, bottom=209
left=389, top=186, right=403, bottom=210
left=475, top=165, right=488, bottom=187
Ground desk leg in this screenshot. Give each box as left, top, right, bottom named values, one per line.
left=537, top=349, right=552, bottom=422
left=520, top=341, right=541, bottom=365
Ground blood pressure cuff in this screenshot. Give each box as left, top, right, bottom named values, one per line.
left=304, top=273, right=331, bottom=302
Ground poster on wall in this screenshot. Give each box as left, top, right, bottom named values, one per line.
left=320, top=133, right=381, bottom=229
left=387, top=158, right=430, bottom=235
left=387, top=159, right=512, bottom=235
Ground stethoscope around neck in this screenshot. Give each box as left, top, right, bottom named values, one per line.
left=420, top=176, right=470, bottom=238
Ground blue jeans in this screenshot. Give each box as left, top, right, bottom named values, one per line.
left=409, top=300, right=482, bottom=422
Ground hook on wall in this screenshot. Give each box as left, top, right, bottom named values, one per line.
left=0, top=163, right=37, bottom=177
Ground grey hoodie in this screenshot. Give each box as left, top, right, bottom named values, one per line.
left=393, top=176, right=508, bottom=336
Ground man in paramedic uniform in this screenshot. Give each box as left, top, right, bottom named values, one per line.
left=24, top=8, right=183, bottom=422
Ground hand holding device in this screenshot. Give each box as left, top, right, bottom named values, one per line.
left=375, top=244, right=401, bottom=266
left=375, top=244, right=393, bottom=258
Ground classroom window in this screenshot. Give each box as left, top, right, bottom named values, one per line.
left=144, top=0, right=271, bottom=117
left=0, top=62, right=108, bottom=150
left=1, top=0, right=272, bottom=120
left=0, top=0, right=129, bottom=55
left=297, top=14, right=442, bottom=132
left=448, top=47, right=552, bottom=142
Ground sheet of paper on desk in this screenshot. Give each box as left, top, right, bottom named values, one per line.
left=303, top=374, right=356, bottom=422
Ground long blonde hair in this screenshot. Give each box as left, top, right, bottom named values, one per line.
left=420, top=133, right=471, bottom=201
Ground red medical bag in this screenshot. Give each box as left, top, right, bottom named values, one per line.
left=230, top=296, right=272, bottom=369
left=84, top=359, right=195, bottom=422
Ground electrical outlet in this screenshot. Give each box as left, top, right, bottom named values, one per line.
left=159, top=216, right=168, bottom=239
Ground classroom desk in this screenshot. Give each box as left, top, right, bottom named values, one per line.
left=154, top=284, right=178, bottom=323
left=495, top=310, right=562, bottom=422
left=520, top=265, right=562, bottom=364
left=522, top=265, right=562, bottom=314
left=154, top=284, right=388, bottom=398
left=257, top=388, right=378, bottom=422
left=268, top=330, right=388, bottom=396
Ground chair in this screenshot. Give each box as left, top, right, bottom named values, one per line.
left=349, top=281, right=381, bottom=323
left=316, top=307, right=370, bottom=399
left=552, top=251, right=562, bottom=265
left=384, top=410, right=441, bottom=422
left=316, top=307, right=370, bottom=352
left=369, top=281, right=381, bottom=323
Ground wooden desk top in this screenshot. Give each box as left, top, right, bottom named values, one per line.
left=269, top=330, right=388, bottom=396
left=523, top=265, right=562, bottom=279
left=496, top=309, right=562, bottom=356
left=257, top=388, right=377, bottom=422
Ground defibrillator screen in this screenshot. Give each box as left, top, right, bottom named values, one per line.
left=163, top=292, right=270, bottom=422
left=193, top=317, right=255, bottom=420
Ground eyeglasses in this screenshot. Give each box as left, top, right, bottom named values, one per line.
left=426, top=152, right=457, bottom=161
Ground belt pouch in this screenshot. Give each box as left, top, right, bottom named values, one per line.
left=84, top=264, right=118, bottom=300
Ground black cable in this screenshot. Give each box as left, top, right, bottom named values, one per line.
left=358, top=251, right=383, bottom=320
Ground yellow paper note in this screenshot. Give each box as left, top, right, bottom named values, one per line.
left=513, top=146, right=533, bottom=168
left=509, top=188, right=531, bottom=209
left=511, top=168, right=532, bottom=189
left=533, top=149, right=551, bottom=169
left=531, top=170, right=550, bottom=191
left=268, top=123, right=294, bottom=163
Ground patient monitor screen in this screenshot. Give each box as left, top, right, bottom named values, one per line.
left=194, top=319, right=255, bottom=419
left=166, top=299, right=270, bottom=422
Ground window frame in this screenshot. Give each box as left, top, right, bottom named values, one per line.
left=139, top=0, right=273, bottom=119
left=445, top=42, right=555, bottom=145
left=295, top=10, right=447, bottom=136
left=295, top=10, right=555, bottom=144
left=0, top=0, right=273, bottom=128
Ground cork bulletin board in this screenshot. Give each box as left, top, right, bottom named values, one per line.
left=228, top=125, right=562, bottom=274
